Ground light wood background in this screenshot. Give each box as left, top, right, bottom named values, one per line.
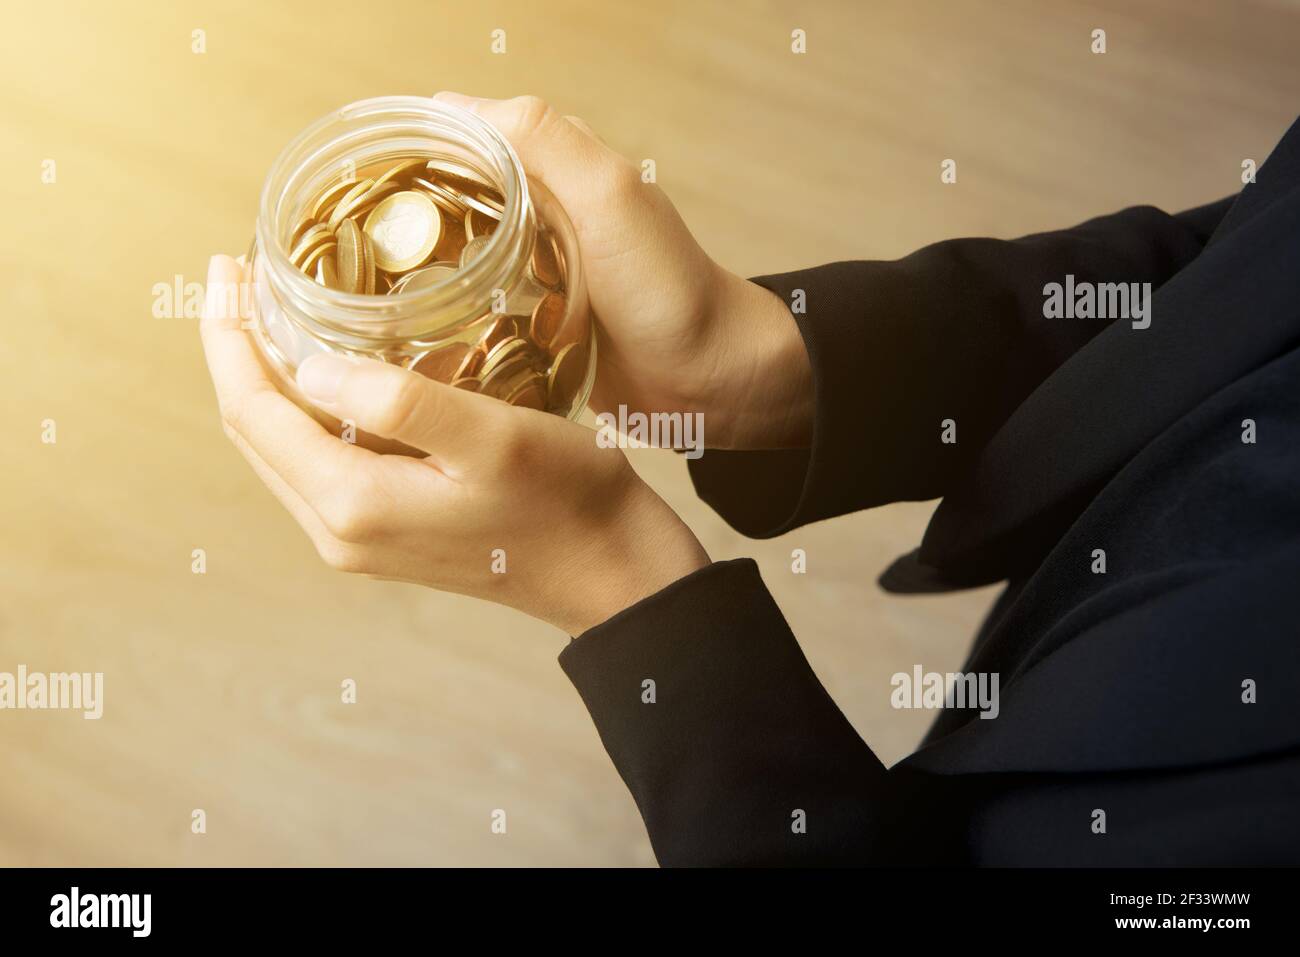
left=1, top=0, right=1296, bottom=866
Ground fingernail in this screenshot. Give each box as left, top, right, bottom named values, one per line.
left=297, top=353, right=353, bottom=405
left=206, top=254, right=226, bottom=285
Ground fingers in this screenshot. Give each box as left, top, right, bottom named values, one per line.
left=432, top=92, right=632, bottom=226
left=200, top=255, right=375, bottom=507
left=226, top=421, right=335, bottom=546
left=295, top=353, right=493, bottom=467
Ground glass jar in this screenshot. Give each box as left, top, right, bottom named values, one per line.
left=245, top=96, right=594, bottom=447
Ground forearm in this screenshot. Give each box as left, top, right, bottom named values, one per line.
left=687, top=202, right=1229, bottom=537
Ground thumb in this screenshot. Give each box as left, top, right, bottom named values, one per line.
left=432, top=92, right=632, bottom=229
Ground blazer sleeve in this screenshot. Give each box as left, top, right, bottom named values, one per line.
left=687, top=199, right=1235, bottom=538
left=558, top=558, right=955, bottom=866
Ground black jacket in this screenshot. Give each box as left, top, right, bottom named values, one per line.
left=559, top=118, right=1300, bottom=866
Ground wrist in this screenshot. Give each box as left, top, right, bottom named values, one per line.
left=558, top=476, right=710, bottom=635
left=699, top=268, right=814, bottom=450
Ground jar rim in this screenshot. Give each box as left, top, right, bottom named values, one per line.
left=255, top=95, right=532, bottom=340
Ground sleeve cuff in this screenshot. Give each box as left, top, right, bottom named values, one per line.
left=560, top=557, right=796, bottom=713
left=685, top=266, right=958, bottom=539
left=559, top=557, right=893, bottom=865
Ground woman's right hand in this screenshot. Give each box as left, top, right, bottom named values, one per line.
left=434, top=92, right=813, bottom=450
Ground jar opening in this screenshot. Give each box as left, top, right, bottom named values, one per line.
left=255, top=96, right=534, bottom=342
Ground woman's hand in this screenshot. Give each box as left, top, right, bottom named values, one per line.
left=434, top=93, right=813, bottom=450
left=200, top=255, right=709, bottom=634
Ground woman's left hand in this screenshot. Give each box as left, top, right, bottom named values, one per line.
left=199, top=254, right=709, bottom=635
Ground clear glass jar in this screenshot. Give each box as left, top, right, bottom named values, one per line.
left=246, top=96, right=594, bottom=446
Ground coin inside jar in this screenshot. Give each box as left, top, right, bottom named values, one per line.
left=459, top=235, right=492, bottom=268
left=363, top=190, right=441, bottom=273
left=275, top=148, right=588, bottom=420
left=335, top=219, right=366, bottom=293
left=309, top=177, right=359, bottom=221
left=529, top=292, right=566, bottom=350
left=547, top=342, right=585, bottom=409
left=316, top=254, right=338, bottom=290
left=371, top=157, right=428, bottom=189
left=289, top=223, right=333, bottom=267
left=390, top=263, right=458, bottom=295
left=411, top=176, right=469, bottom=217
left=504, top=374, right=547, bottom=410
left=299, top=241, right=336, bottom=276
left=460, top=190, right=503, bottom=221
left=432, top=221, right=468, bottom=265
left=480, top=336, right=532, bottom=378
left=464, top=207, right=496, bottom=242
left=478, top=315, right=517, bottom=352
left=410, top=341, right=473, bottom=383
left=425, top=156, right=495, bottom=193
left=327, top=178, right=376, bottom=229
left=531, top=231, right=561, bottom=288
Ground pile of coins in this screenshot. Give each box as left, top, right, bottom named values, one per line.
left=283, top=154, right=584, bottom=414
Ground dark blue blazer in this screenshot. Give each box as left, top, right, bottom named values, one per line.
left=560, top=118, right=1300, bottom=866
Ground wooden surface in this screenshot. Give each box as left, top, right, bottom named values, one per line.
left=1, top=0, right=1296, bottom=865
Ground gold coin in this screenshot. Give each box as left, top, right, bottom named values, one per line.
left=529, top=292, right=566, bottom=349
left=452, top=345, right=485, bottom=381
left=360, top=229, right=377, bottom=295
left=299, top=240, right=337, bottom=276
left=336, top=219, right=365, bottom=293
left=480, top=353, right=535, bottom=398
left=470, top=209, right=493, bottom=240
left=497, top=358, right=541, bottom=396
left=371, top=157, right=428, bottom=190
left=460, top=235, right=492, bottom=268
left=289, top=223, right=333, bottom=267
left=348, top=180, right=404, bottom=222
left=480, top=336, right=530, bottom=376
left=478, top=315, right=517, bottom=352
left=531, top=230, right=561, bottom=288
left=450, top=376, right=482, bottom=392
left=547, top=341, right=585, bottom=407
left=504, top=373, right=547, bottom=410
left=394, top=263, right=458, bottom=295
left=310, top=178, right=359, bottom=221
left=316, top=254, right=339, bottom=290
left=411, top=341, right=473, bottom=383
left=432, top=213, right=468, bottom=264
left=289, top=215, right=317, bottom=250
left=476, top=190, right=505, bottom=213
left=410, top=176, right=468, bottom=216
left=425, top=156, right=495, bottom=193
left=327, top=178, right=377, bottom=229
left=362, top=190, right=440, bottom=273
left=458, top=190, right=502, bottom=221
left=464, top=207, right=497, bottom=242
